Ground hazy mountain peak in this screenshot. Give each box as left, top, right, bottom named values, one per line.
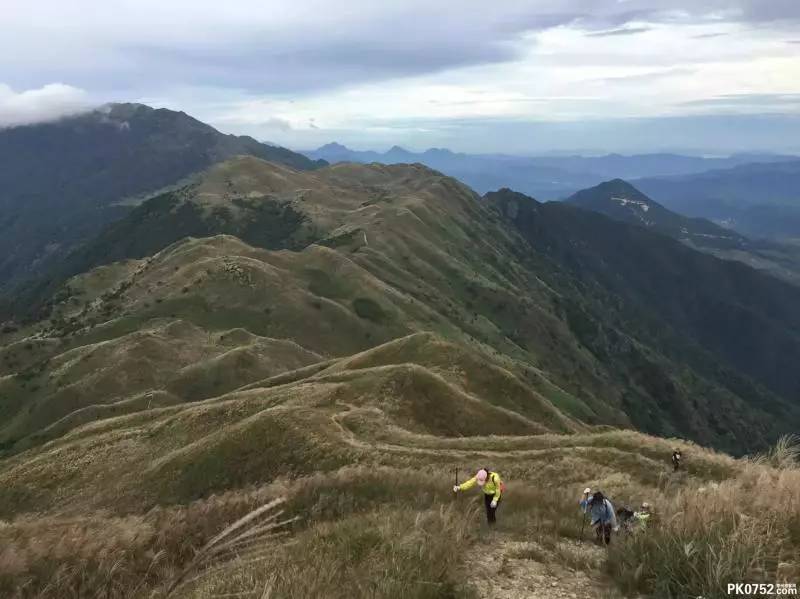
left=318, top=141, right=350, bottom=151
left=567, top=178, right=747, bottom=251
left=586, top=178, right=648, bottom=197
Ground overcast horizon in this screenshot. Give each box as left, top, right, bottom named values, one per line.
left=2, top=0, right=799, bottom=154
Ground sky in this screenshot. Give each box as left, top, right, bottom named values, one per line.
left=1, top=0, right=799, bottom=154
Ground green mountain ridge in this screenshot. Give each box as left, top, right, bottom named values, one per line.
left=0, top=103, right=324, bottom=293
left=566, top=179, right=747, bottom=250
left=2, top=156, right=799, bottom=599
left=565, top=179, right=800, bottom=286
left=635, top=159, right=800, bottom=240
left=3, top=157, right=800, bottom=459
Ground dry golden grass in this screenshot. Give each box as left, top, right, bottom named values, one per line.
left=606, top=435, right=800, bottom=599
left=179, top=505, right=476, bottom=599
left=0, top=433, right=795, bottom=599
left=0, top=486, right=283, bottom=598
left=0, top=468, right=472, bottom=598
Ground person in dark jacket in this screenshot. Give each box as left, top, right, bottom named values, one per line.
left=672, top=449, right=682, bottom=472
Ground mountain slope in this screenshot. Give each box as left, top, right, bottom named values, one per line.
left=306, top=144, right=606, bottom=199
left=4, top=158, right=800, bottom=457
left=566, top=179, right=800, bottom=284
left=567, top=179, right=747, bottom=250
left=0, top=157, right=797, bottom=599
left=487, top=188, right=800, bottom=446
left=636, top=159, right=800, bottom=239
left=0, top=103, right=325, bottom=290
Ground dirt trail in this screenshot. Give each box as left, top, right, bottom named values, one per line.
left=463, top=531, right=611, bottom=599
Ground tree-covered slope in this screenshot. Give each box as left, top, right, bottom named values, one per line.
left=635, top=159, right=800, bottom=240
left=567, top=179, right=747, bottom=250
left=566, top=179, right=800, bottom=285
left=487, top=188, right=800, bottom=448
left=0, top=103, right=324, bottom=290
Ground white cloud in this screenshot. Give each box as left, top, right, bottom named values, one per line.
left=202, top=21, right=800, bottom=137
left=0, top=1, right=797, bottom=151
left=0, top=84, right=92, bottom=127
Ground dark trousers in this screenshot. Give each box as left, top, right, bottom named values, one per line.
left=595, top=522, right=612, bottom=545
left=484, top=493, right=500, bottom=525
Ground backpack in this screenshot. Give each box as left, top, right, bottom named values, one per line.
left=486, top=469, right=507, bottom=494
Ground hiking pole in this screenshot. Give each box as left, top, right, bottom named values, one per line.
left=579, top=488, right=589, bottom=544
left=453, top=467, right=458, bottom=497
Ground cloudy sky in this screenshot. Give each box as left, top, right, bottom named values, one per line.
left=2, top=0, right=799, bottom=154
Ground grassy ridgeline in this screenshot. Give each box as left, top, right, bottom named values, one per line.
left=1, top=439, right=798, bottom=598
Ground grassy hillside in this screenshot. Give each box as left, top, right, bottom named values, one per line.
left=5, top=158, right=800, bottom=457
left=0, top=353, right=796, bottom=597
left=0, top=103, right=325, bottom=293
left=1, top=157, right=799, bottom=598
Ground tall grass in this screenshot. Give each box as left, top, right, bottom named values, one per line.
left=0, top=467, right=475, bottom=598
left=181, top=505, right=477, bottom=599
left=165, top=497, right=296, bottom=596
left=751, top=434, right=800, bottom=470
left=2, top=441, right=796, bottom=598
left=605, top=439, right=800, bottom=599
left=0, top=487, right=282, bottom=598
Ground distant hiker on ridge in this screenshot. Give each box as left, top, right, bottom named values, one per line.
left=454, top=468, right=505, bottom=526
left=672, top=449, right=682, bottom=472
left=580, top=489, right=617, bottom=545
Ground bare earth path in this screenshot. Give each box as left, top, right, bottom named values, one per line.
left=463, top=531, right=613, bottom=599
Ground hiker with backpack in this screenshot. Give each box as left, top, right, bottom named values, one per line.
left=633, top=502, right=652, bottom=530
left=672, top=449, right=682, bottom=472
left=580, top=488, right=617, bottom=545
left=616, top=501, right=652, bottom=534
left=453, top=468, right=505, bottom=526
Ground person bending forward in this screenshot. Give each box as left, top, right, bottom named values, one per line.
left=454, top=468, right=504, bottom=525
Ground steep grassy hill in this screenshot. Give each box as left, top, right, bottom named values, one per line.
left=0, top=331, right=796, bottom=598
left=1, top=157, right=799, bottom=598
left=4, top=158, right=800, bottom=459
left=0, top=103, right=324, bottom=292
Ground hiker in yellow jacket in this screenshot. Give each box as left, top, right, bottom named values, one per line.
left=453, top=468, right=504, bottom=525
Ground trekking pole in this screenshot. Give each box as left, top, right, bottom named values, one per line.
left=453, top=467, right=458, bottom=497
left=579, top=511, right=586, bottom=544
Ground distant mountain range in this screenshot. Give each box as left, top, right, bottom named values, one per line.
left=304, top=142, right=797, bottom=201
left=636, top=160, right=800, bottom=240
left=0, top=103, right=324, bottom=291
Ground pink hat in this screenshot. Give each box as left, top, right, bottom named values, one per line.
left=476, top=469, right=488, bottom=485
